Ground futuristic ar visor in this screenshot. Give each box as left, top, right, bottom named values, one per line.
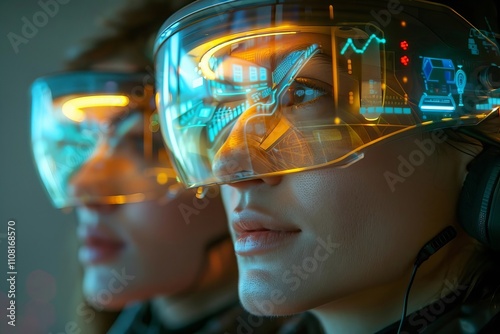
left=31, top=72, right=180, bottom=208
left=154, top=0, right=500, bottom=187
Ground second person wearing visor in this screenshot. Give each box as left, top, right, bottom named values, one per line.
left=31, top=0, right=313, bottom=333
left=154, top=0, right=500, bottom=333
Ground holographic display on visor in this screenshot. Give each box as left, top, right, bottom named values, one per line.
left=154, top=0, right=500, bottom=187
left=31, top=72, right=180, bottom=208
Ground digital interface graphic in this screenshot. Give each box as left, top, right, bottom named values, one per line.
left=155, top=0, right=500, bottom=186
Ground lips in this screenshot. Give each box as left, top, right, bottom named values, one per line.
left=78, top=227, right=125, bottom=265
left=231, top=211, right=301, bottom=255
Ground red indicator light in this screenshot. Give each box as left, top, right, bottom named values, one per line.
left=400, top=56, right=410, bottom=66
left=400, top=41, right=409, bottom=50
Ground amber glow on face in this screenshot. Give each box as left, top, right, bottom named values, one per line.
left=62, top=95, right=130, bottom=122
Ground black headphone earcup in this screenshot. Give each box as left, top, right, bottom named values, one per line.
left=459, top=147, right=500, bottom=251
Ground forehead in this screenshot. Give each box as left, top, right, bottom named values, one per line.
left=221, top=33, right=335, bottom=85
left=227, top=33, right=333, bottom=59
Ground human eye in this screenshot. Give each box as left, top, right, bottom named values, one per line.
left=282, top=77, right=332, bottom=116
left=55, top=135, right=95, bottom=152
left=48, top=123, right=96, bottom=153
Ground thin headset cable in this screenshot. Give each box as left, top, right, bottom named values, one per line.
left=396, top=226, right=457, bottom=334
left=397, top=263, right=418, bottom=334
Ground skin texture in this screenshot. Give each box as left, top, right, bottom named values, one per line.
left=75, top=187, right=229, bottom=310
left=218, top=128, right=477, bottom=332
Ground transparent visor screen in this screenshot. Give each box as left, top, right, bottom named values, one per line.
left=158, top=22, right=499, bottom=187
left=32, top=84, right=180, bottom=208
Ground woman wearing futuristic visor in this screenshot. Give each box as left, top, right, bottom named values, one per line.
left=31, top=0, right=307, bottom=333
left=154, top=0, right=500, bottom=332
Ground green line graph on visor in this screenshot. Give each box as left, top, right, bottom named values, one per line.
left=154, top=0, right=500, bottom=187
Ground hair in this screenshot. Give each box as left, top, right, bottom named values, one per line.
left=65, top=0, right=192, bottom=71
left=476, top=113, right=500, bottom=142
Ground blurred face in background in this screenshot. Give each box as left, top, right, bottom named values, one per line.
left=72, top=110, right=228, bottom=310
left=32, top=67, right=229, bottom=310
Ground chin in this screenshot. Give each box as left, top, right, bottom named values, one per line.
left=238, top=267, right=343, bottom=317
left=81, top=265, right=141, bottom=311
left=236, top=270, right=298, bottom=316
left=241, top=287, right=341, bottom=317
left=83, top=292, right=127, bottom=311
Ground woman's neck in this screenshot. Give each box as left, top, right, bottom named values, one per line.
left=311, top=277, right=443, bottom=333
left=311, top=234, right=474, bottom=334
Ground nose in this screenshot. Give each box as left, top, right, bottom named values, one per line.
left=67, top=144, right=136, bottom=211
left=211, top=109, right=313, bottom=183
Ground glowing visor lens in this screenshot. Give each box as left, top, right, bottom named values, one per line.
left=155, top=0, right=500, bottom=187
left=31, top=72, right=179, bottom=208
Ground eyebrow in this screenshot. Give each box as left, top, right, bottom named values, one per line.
left=269, top=43, right=327, bottom=68
left=265, top=44, right=333, bottom=75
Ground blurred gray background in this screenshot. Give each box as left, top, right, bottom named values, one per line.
left=0, top=0, right=128, bottom=332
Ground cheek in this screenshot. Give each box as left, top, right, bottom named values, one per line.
left=123, top=200, right=204, bottom=256
left=82, top=264, right=141, bottom=310
left=284, top=164, right=425, bottom=284
left=287, top=169, right=373, bottom=241
left=119, top=202, right=207, bottom=286
left=221, top=185, right=241, bottom=235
